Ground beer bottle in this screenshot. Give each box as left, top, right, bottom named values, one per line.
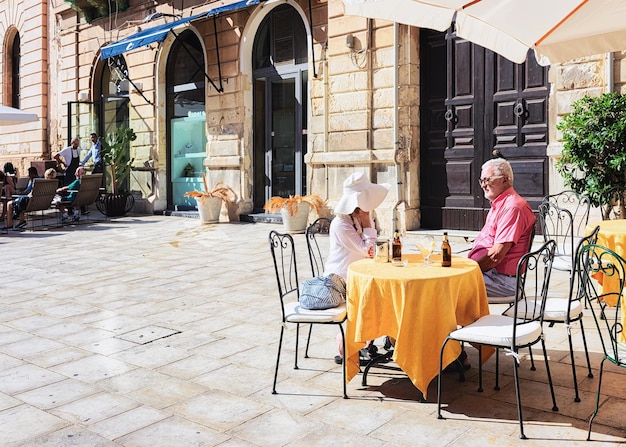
left=392, top=231, right=402, bottom=262
left=441, top=232, right=452, bottom=267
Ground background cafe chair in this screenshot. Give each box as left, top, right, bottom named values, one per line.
left=437, top=240, right=558, bottom=440
left=539, top=199, right=580, bottom=276
left=600, top=185, right=626, bottom=220
left=303, top=217, right=332, bottom=358
left=544, top=190, right=591, bottom=236
left=268, top=230, right=348, bottom=399
left=577, top=243, right=626, bottom=440
left=507, top=225, right=599, bottom=403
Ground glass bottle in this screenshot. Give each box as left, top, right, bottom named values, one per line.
left=392, top=231, right=402, bottom=262
left=441, top=232, right=452, bottom=267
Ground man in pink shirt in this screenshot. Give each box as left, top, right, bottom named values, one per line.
left=468, top=158, right=535, bottom=297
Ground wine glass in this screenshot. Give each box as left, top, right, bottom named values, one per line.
left=416, top=235, right=436, bottom=266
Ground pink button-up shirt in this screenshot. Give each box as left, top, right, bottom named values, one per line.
left=468, top=188, right=535, bottom=276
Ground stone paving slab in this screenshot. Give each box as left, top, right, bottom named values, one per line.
left=0, top=215, right=624, bottom=446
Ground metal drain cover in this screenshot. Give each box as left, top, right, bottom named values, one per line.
left=117, top=326, right=181, bottom=344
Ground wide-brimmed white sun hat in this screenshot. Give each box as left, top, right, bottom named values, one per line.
left=334, top=172, right=390, bottom=215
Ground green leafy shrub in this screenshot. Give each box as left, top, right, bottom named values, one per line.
left=101, top=127, right=136, bottom=194
left=556, top=92, right=626, bottom=207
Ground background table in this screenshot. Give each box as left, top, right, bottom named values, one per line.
left=586, top=219, right=626, bottom=294
left=585, top=220, right=626, bottom=342
left=345, top=254, right=490, bottom=397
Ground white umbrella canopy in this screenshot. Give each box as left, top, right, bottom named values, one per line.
left=342, top=0, right=626, bottom=66
left=0, top=105, right=39, bottom=126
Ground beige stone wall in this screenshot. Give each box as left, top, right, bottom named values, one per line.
left=2, top=0, right=624, bottom=222
left=548, top=53, right=615, bottom=221
left=0, top=0, right=49, bottom=175
left=308, top=1, right=421, bottom=233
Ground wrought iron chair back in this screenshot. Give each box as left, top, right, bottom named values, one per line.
left=539, top=200, right=576, bottom=268
left=305, top=217, right=331, bottom=277
left=577, top=243, right=626, bottom=440
left=544, top=190, right=591, bottom=238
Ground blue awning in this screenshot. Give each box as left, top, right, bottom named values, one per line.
left=100, top=0, right=263, bottom=60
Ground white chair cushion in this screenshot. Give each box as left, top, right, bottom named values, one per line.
left=449, top=314, right=542, bottom=348
left=284, top=301, right=347, bottom=323
left=552, top=255, right=573, bottom=272
left=503, top=298, right=583, bottom=322
left=488, top=295, right=516, bottom=305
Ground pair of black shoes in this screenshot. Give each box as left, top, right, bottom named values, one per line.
left=333, top=343, right=382, bottom=365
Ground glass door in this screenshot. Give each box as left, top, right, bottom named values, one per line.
left=254, top=70, right=307, bottom=209
left=271, top=77, right=297, bottom=198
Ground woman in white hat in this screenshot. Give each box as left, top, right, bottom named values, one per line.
left=323, top=172, right=390, bottom=281
left=323, top=172, right=390, bottom=364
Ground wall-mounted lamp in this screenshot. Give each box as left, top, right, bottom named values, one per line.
left=346, top=34, right=355, bottom=49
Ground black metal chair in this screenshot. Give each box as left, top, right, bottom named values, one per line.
left=437, top=240, right=558, bottom=440
left=600, top=186, right=626, bottom=220
left=268, top=230, right=348, bottom=399
left=577, top=243, right=626, bottom=440
left=508, top=225, right=599, bottom=402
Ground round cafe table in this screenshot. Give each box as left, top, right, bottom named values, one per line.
left=345, top=254, right=490, bottom=398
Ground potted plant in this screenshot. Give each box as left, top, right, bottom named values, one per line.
left=184, top=174, right=238, bottom=224
left=96, top=126, right=136, bottom=217
left=556, top=92, right=626, bottom=218
left=264, top=194, right=325, bottom=233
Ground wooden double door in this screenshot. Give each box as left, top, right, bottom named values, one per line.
left=419, top=29, right=549, bottom=230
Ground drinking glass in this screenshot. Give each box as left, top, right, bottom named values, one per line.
left=416, top=236, right=436, bottom=267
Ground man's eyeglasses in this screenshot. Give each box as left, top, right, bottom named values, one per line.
left=478, top=175, right=504, bottom=185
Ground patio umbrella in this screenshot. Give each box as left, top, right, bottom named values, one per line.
left=342, top=0, right=626, bottom=65
left=0, top=105, right=38, bottom=125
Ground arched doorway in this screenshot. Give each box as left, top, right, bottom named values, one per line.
left=252, top=3, right=308, bottom=210
left=166, top=29, right=207, bottom=210
left=69, top=55, right=130, bottom=157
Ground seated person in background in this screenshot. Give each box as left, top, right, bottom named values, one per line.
left=3, top=162, right=17, bottom=192
left=0, top=171, right=12, bottom=221
left=4, top=167, right=51, bottom=230
left=56, top=166, right=85, bottom=223
left=323, top=172, right=390, bottom=364
left=1, top=169, right=15, bottom=198
left=468, top=157, right=536, bottom=297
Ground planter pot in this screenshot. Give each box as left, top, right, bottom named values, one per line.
left=280, top=202, right=310, bottom=234
left=96, top=192, right=135, bottom=217
left=195, top=196, right=222, bottom=224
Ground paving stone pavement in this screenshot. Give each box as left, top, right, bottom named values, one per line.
left=0, top=215, right=625, bottom=446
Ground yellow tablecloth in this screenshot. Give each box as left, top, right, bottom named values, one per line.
left=346, top=254, right=490, bottom=397
left=586, top=220, right=626, bottom=296
left=585, top=220, right=626, bottom=340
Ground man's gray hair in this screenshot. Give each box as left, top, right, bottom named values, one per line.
left=482, top=158, right=514, bottom=185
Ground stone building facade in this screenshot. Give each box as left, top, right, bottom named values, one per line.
left=0, top=0, right=623, bottom=233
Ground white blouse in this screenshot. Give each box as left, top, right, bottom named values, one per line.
left=323, top=214, right=377, bottom=280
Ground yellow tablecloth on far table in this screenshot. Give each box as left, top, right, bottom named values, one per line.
left=585, top=220, right=626, bottom=342
left=346, top=254, right=490, bottom=397
left=586, top=219, right=626, bottom=296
